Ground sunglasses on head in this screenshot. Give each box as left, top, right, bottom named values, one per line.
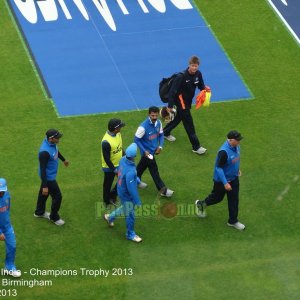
left=49, top=132, right=60, bottom=139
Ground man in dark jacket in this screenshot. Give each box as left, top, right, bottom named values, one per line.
left=163, top=55, right=209, bottom=155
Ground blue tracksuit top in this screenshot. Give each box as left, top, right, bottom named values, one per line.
left=134, top=117, right=164, bottom=155
left=213, top=141, right=240, bottom=184
left=39, top=138, right=59, bottom=180
left=0, top=191, right=11, bottom=234
left=117, top=156, right=142, bottom=206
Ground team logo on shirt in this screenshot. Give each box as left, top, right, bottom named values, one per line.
left=232, top=157, right=240, bottom=164
left=148, top=133, right=159, bottom=140
left=0, top=204, right=9, bottom=212
left=112, top=144, right=122, bottom=154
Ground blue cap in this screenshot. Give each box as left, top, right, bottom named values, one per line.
left=125, top=143, right=137, bottom=158
left=0, top=178, right=7, bottom=192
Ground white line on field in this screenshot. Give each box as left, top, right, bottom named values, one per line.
left=277, top=175, right=299, bottom=201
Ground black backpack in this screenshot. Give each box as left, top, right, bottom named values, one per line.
left=159, top=72, right=183, bottom=103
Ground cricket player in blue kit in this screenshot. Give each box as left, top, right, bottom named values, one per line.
left=195, top=131, right=245, bottom=230
left=104, top=143, right=143, bottom=243
left=34, top=129, right=69, bottom=226
left=134, top=106, right=174, bottom=197
left=0, top=178, right=21, bottom=277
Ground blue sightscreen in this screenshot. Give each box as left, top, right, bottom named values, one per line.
left=9, top=0, right=251, bottom=116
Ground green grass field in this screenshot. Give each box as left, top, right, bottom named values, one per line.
left=1, top=0, right=300, bottom=299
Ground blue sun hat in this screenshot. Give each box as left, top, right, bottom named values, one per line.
left=0, top=178, right=7, bottom=192
left=125, top=143, right=137, bottom=158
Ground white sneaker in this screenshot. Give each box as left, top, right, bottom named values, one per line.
left=34, top=212, right=50, bottom=219
left=164, top=135, right=176, bottom=142
left=52, top=219, right=65, bottom=226
left=3, top=268, right=22, bottom=278
left=227, top=222, right=245, bottom=231
left=161, top=188, right=174, bottom=197
left=103, top=214, right=114, bottom=227
left=138, top=182, right=148, bottom=189
left=11, top=269, right=22, bottom=278
left=192, top=147, right=207, bottom=155
left=195, top=200, right=207, bottom=218
left=129, top=235, right=142, bottom=243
